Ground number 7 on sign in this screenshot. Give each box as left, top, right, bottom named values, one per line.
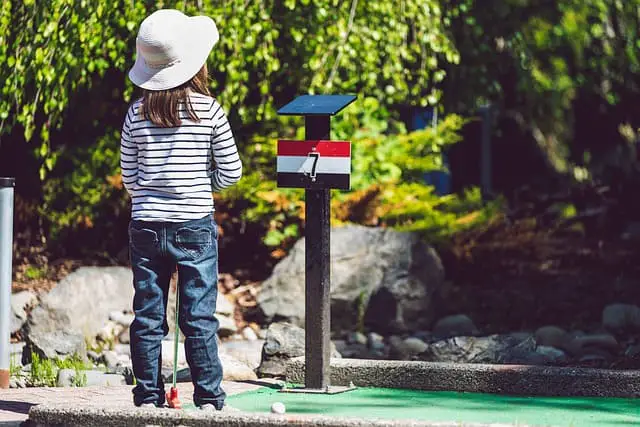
left=302, top=151, right=320, bottom=181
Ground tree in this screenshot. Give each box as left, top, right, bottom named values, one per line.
left=0, top=0, right=473, bottom=258
left=0, top=0, right=462, bottom=173
left=443, top=0, right=640, bottom=178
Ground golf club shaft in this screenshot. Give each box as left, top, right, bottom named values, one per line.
left=173, top=283, right=179, bottom=389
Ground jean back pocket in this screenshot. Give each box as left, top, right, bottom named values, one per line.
left=129, top=227, right=159, bottom=254
left=176, top=227, right=212, bottom=259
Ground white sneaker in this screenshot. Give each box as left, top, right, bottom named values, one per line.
left=139, top=403, right=156, bottom=409
left=199, top=403, right=217, bottom=411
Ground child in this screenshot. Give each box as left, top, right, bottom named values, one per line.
left=120, top=9, right=242, bottom=410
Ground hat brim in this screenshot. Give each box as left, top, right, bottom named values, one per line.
left=128, top=16, right=218, bottom=91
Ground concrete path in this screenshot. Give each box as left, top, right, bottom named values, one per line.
left=0, top=381, right=263, bottom=426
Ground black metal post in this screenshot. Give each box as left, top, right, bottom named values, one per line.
left=304, top=115, right=331, bottom=390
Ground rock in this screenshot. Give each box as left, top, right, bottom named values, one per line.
left=118, top=366, right=135, bottom=384
left=9, top=376, right=27, bottom=388
left=118, top=328, right=130, bottom=344
left=256, top=225, right=444, bottom=334
left=163, top=353, right=258, bottom=383
left=367, top=332, right=385, bottom=351
left=96, top=321, right=123, bottom=343
left=419, top=334, right=537, bottom=364
left=412, top=331, right=434, bottom=343
left=433, top=314, right=478, bottom=339
left=565, top=333, right=619, bottom=356
left=625, top=344, right=640, bottom=358
left=220, top=352, right=258, bottom=381
left=334, top=338, right=385, bottom=359
left=338, top=343, right=369, bottom=358
left=217, top=315, right=238, bottom=338
left=578, top=352, right=610, bottom=366
left=241, top=327, right=258, bottom=341
left=57, top=369, right=126, bottom=387
left=403, top=337, right=429, bottom=354
left=57, top=369, right=85, bottom=387
left=103, top=350, right=120, bottom=371
left=216, top=293, right=235, bottom=317
left=86, top=351, right=102, bottom=364
left=503, top=336, right=546, bottom=364
left=109, top=311, right=135, bottom=327
left=388, top=336, right=404, bottom=359
left=25, top=267, right=134, bottom=359
left=577, top=333, right=619, bottom=351
left=534, top=346, right=568, bottom=365
left=220, top=339, right=264, bottom=370
left=347, top=332, right=367, bottom=345
left=257, top=322, right=341, bottom=377
left=333, top=340, right=349, bottom=355
left=23, top=330, right=87, bottom=363
left=602, top=304, right=640, bottom=332
left=534, top=326, right=568, bottom=349
left=114, top=344, right=130, bottom=357
left=332, top=340, right=378, bottom=359
left=162, top=367, right=192, bottom=383
left=117, top=353, right=132, bottom=365
left=161, top=339, right=187, bottom=369
left=388, top=336, right=428, bottom=360
left=10, top=291, right=37, bottom=334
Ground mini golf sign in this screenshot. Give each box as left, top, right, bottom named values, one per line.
left=276, top=94, right=357, bottom=394
left=276, top=140, right=351, bottom=190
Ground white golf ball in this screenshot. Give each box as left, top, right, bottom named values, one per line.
left=270, top=401, right=286, bottom=414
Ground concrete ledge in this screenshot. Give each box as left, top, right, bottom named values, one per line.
left=286, top=357, right=640, bottom=398
left=28, top=404, right=523, bottom=427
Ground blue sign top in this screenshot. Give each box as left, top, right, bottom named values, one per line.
left=277, top=95, right=357, bottom=116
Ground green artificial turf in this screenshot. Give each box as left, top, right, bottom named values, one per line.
left=225, top=385, right=639, bottom=426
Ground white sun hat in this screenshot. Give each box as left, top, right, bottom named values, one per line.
left=128, top=9, right=219, bottom=91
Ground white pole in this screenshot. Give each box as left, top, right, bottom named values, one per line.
left=0, top=177, right=15, bottom=389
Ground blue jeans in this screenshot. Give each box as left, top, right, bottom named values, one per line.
left=128, top=214, right=225, bottom=408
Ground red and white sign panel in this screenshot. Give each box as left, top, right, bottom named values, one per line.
left=277, top=140, right=351, bottom=190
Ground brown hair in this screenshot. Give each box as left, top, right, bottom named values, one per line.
left=139, top=64, right=211, bottom=127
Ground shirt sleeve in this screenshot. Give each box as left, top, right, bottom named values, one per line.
left=120, top=106, right=138, bottom=194
left=210, top=100, right=242, bottom=191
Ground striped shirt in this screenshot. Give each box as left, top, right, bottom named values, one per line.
left=120, top=92, right=242, bottom=222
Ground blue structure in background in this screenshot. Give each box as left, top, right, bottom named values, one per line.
left=411, top=107, right=451, bottom=195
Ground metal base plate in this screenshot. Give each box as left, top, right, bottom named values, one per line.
left=279, top=385, right=357, bottom=395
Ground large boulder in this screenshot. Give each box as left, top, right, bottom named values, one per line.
left=10, top=290, right=37, bottom=335
left=256, top=225, right=444, bottom=334
left=257, top=322, right=341, bottom=378
left=24, top=267, right=134, bottom=360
